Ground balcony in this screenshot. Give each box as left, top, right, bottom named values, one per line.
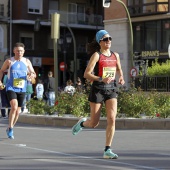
left=49, top=10, right=103, bottom=28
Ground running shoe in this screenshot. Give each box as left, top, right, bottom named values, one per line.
left=6, top=128, right=14, bottom=139
left=103, top=149, right=118, bottom=159
left=72, top=118, right=87, bottom=135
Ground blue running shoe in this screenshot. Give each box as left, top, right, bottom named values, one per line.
left=103, top=149, right=118, bottom=159
left=72, top=118, right=87, bottom=135
left=6, top=128, right=14, bottom=139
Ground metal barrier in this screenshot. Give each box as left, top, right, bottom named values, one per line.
left=134, top=76, right=170, bottom=92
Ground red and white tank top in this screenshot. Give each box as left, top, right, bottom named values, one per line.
left=94, top=51, right=117, bottom=79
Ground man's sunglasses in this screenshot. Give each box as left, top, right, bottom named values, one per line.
left=100, top=37, right=112, bottom=42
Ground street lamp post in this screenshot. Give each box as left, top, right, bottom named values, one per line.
left=58, top=29, right=72, bottom=86
left=60, top=21, right=77, bottom=84
left=116, top=0, right=134, bottom=67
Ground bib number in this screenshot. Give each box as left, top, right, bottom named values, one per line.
left=102, top=67, right=116, bottom=79
left=13, top=78, right=25, bottom=88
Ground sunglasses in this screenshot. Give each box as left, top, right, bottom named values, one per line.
left=100, top=37, right=112, bottom=42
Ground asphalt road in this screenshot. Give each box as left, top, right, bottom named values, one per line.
left=0, top=118, right=170, bottom=170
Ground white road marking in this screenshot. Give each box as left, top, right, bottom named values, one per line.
left=15, top=144, right=27, bottom=147
left=0, top=123, right=168, bottom=170
left=1, top=142, right=163, bottom=170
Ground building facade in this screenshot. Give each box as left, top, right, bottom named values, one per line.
left=7, top=0, right=104, bottom=87
left=0, top=0, right=8, bottom=67
left=104, top=0, right=170, bottom=88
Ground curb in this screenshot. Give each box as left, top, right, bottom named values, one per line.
left=18, top=114, right=170, bottom=130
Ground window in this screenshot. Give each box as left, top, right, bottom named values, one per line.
left=77, top=4, right=85, bottom=23
left=157, top=0, right=169, bottom=12
left=49, top=0, right=59, bottom=19
left=128, top=0, right=140, bottom=5
left=133, top=24, right=144, bottom=51
left=28, top=0, right=43, bottom=14
left=128, top=0, right=133, bottom=5
left=49, top=0, right=58, bottom=10
left=143, top=4, right=156, bottom=13
left=128, top=0, right=169, bottom=16
left=68, top=3, right=77, bottom=24
left=68, top=3, right=85, bottom=24
left=143, top=0, right=155, bottom=4
left=162, top=20, right=170, bottom=49
left=20, top=32, right=34, bottom=50
left=145, top=21, right=157, bottom=50
left=133, top=20, right=170, bottom=53
left=157, top=21, right=162, bottom=50
left=0, top=4, right=4, bottom=16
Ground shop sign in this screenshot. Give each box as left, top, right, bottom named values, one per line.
left=141, top=50, right=169, bottom=59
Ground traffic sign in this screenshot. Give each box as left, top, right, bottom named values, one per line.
left=59, top=62, right=66, bottom=71
left=130, top=67, right=138, bottom=77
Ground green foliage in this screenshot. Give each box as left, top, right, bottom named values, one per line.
left=118, top=88, right=170, bottom=118
left=147, top=59, right=170, bottom=76
left=26, top=98, right=47, bottom=115
left=152, top=92, right=170, bottom=118
left=27, top=88, right=170, bottom=119
left=26, top=98, right=57, bottom=115
left=26, top=91, right=106, bottom=117
left=55, top=92, right=90, bottom=117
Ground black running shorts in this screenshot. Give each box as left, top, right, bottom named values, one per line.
left=7, top=90, right=26, bottom=107
left=88, top=85, right=118, bottom=103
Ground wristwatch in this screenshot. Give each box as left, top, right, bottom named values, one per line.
left=98, top=77, right=103, bottom=82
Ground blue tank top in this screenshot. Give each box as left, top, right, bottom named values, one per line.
left=6, top=57, right=28, bottom=92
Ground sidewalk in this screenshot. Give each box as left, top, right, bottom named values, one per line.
left=18, top=114, right=170, bottom=130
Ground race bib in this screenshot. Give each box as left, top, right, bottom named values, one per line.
left=102, top=67, right=116, bottom=79
left=13, top=78, right=25, bottom=88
